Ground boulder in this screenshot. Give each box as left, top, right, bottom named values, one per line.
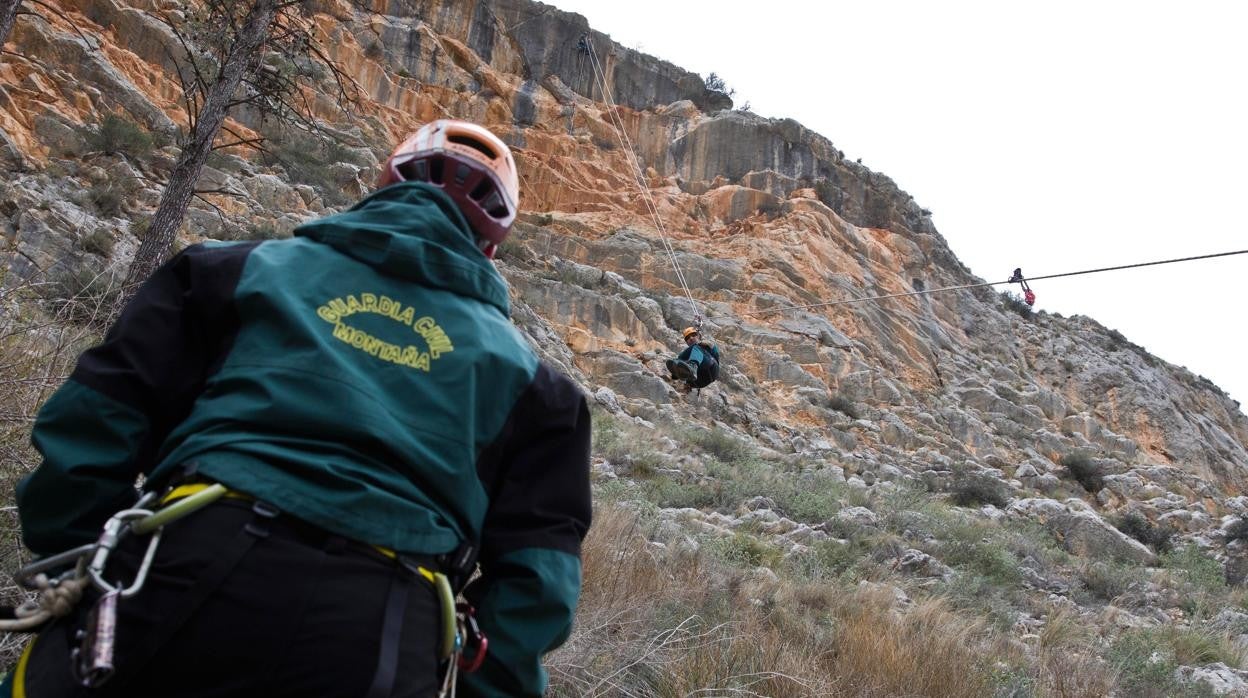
left=1007, top=498, right=1156, bottom=564
left=1174, top=663, right=1248, bottom=696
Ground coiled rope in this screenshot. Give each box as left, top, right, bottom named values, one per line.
left=745, top=248, right=1248, bottom=317
left=0, top=572, right=90, bottom=632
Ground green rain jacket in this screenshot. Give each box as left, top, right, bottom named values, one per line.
left=17, top=182, right=592, bottom=697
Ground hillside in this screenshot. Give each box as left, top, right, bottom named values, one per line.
left=4, top=0, right=1248, bottom=695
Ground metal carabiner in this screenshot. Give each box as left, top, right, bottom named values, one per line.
left=87, top=509, right=161, bottom=598
left=14, top=543, right=96, bottom=590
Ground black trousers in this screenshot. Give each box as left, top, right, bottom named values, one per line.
left=16, top=500, right=441, bottom=698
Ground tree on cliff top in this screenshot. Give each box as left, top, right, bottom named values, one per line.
left=123, top=0, right=369, bottom=295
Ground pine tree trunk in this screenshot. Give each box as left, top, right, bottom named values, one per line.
left=0, top=0, right=22, bottom=50
left=123, top=0, right=279, bottom=293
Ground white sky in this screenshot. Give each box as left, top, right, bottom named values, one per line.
left=551, top=0, right=1248, bottom=412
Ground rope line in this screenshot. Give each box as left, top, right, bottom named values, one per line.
left=583, top=38, right=703, bottom=325
left=575, top=36, right=1244, bottom=328
left=746, top=248, right=1248, bottom=317
left=584, top=44, right=693, bottom=302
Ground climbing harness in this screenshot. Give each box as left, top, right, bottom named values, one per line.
left=4, top=482, right=487, bottom=693
left=581, top=35, right=704, bottom=329
left=2, top=485, right=228, bottom=635
left=2, top=484, right=227, bottom=687
left=1008, top=267, right=1035, bottom=306
left=746, top=248, right=1248, bottom=317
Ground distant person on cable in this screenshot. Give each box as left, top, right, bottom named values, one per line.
left=665, top=326, right=721, bottom=390
left=6, top=120, right=591, bottom=697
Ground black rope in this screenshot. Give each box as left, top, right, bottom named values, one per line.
left=746, top=248, right=1248, bottom=317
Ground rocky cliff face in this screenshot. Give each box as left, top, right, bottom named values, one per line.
left=5, top=0, right=1248, bottom=687
left=5, top=0, right=1247, bottom=524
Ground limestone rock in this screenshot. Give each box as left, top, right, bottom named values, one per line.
left=1174, top=663, right=1248, bottom=696
left=835, top=506, right=880, bottom=529
left=896, top=549, right=955, bottom=580
left=1007, top=498, right=1157, bottom=564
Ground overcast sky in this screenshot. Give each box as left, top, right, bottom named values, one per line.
left=550, top=0, right=1248, bottom=412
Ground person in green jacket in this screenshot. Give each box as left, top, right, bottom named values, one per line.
left=666, top=326, right=721, bottom=390
left=5, top=120, right=591, bottom=697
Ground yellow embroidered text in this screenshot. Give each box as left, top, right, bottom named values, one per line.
left=317, top=294, right=454, bottom=371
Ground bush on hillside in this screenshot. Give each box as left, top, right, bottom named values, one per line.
left=1114, top=511, right=1175, bottom=553
left=86, top=182, right=125, bottom=217
left=41, top=267, right=126, bottom=330
left=1077, top=560, right=1134, bottom=602
left=686, top=426, right=752, bottom=464
left=82, top=114, right=155, bottom=159
left=78, top=229, right=115, bottom=258
left=1060, top=453, right=1104, bottom=493
left=1224, top=517, right=1248, bottom=544
left=260, top=128, right=363, bottom=207
left=1001, top=291, right=1032, bottom=319
left=948, top=470, right=1010, bottom=509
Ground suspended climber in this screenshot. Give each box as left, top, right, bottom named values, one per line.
left=3, top=120, right=592, bottom=697
left=666, top=326, right=722, bottom=391
left=1009, top=267, right=1036, bottom=306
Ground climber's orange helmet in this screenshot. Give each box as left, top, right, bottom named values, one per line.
left=683, top=327, right=699, bottom=341
left=378, top=120, right=520, bottom=258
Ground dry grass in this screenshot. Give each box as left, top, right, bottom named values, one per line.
left=827, top=592, right=998, bottom=697
left=552, top=503, right=1006, bottom=697
left=0, top=273, right=109, bottom=667
left=1035, top=649, right=1116, bottom=698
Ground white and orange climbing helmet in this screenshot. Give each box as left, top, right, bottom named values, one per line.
left=378, top=120, right=520, bottom=258
left=683, top=327, right=699, bottom=340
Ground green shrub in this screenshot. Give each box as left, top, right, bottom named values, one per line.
left=1114, top=511, right=1175, bottom=553
left=1166, top=626, right=1243, bottom=667
left=940, top=532, right=1022, bottom=587
left=1225, top=517, right=1248, bottom=544
left=495, top=235, right=526, bottom=260
left=1110, top=627, right=1242, bottom=696
left=78, top=229, right=114, bottom=258
left=261, top=128, right=361, bottom=207
left=704, top=72, right=729, bottom=93
left=1108, top=630, right=1183, bottom=697
left=615, top=449, right=669, bottom=479
left=1163, top=545, right=1226, bottom=596
left=771, top=474, right=844, bottom=523
left=1078, top=560, right=1134, bottom=601
left=706, top=531, right=782, bottom=568
left=948, top=471, right=1010, bottom=508
left=686, top=426, right=752, bottom=464
left=83, top=114, right=154, bottom=158
left=1059, top=453, right=1104, bottom=493
left=938, top=573, right=1019, bottom=631
left=87, top=182, right=125, bottom=217
left=641, top=476, right=722, bottom=510
left=42, top=268, right=125, bottom=329
left=1001, top=291, right=1032, bottom=319
left=130, top=216, right=152, bottom=239
left=793, top=539, right=865, bottom=580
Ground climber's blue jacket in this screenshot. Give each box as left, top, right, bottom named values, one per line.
left=16, top=182, right=592, bottom=697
